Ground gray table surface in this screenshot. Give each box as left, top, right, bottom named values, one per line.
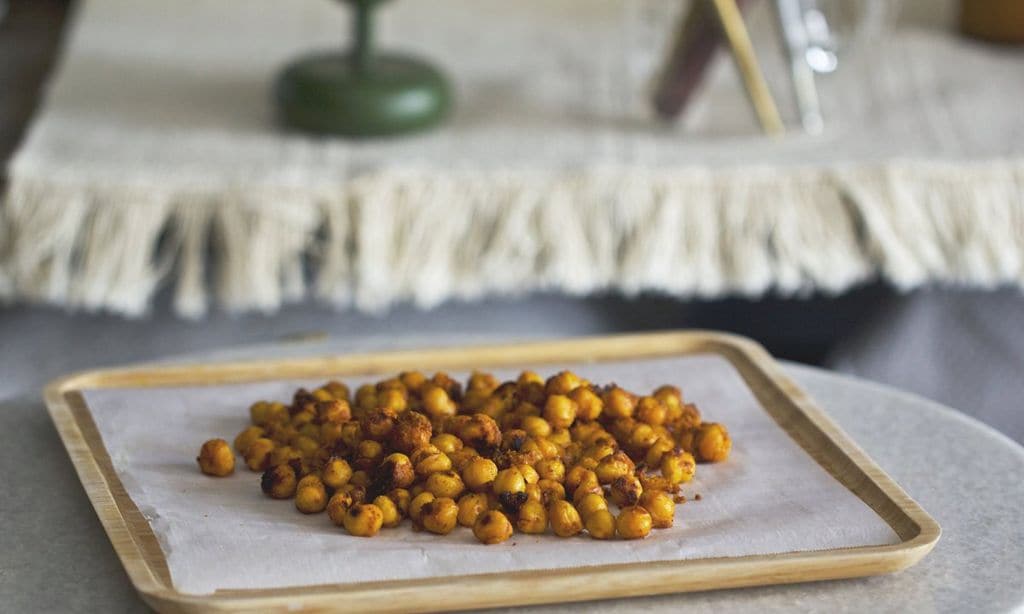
left=3, top=332, right=1023, bottom=614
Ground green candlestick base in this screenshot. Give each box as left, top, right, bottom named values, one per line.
left=275, top=52, right=451, bottom=137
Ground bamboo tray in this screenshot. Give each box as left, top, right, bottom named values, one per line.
left=45, top=331, right=939, bottom=612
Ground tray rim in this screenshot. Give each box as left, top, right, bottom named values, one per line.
left=44, top=330, right=940, bottom=613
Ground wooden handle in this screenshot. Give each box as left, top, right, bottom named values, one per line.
left=711, top=0, right=785, bottom=135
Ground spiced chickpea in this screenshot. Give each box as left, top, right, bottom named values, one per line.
left=609, top=475, right=643, bottom=508
left=493, top=467, right=528, bottom=512
left=373, top=495, right=402, bottom=528
left=243, top=437, right=275, bottom=472
left=545, top=370, right=583, bottom=396
left=425, top=470, right=465, bottom=499
left=661, top=448, right=697, bottom=484
left=595, top=451, right=634, bottom=485
left=233, top=426, right=265, bottom=455
left=516, top=499, right=548, bottom=534
left=693, top=423, right=732, bottom=463
left=457, top=492, right=490, bottom=527
left=585, top=509, right=616, bottom=540
left=602, top=386, right=637, bottom=419
left=635, top=396, right=667, bottom=426
left=343, top=503, right=384, bottom=537
left=295, top=477, right=328, bottom=514
left=421, top=384, right=457, bottom=420
left=568, top=386, right=603, bottom=421
left=640, top=490, right=675, bottom=529
left=473, top=510, right=514, bottom=544
left=261, top=464, right=297, bottom=499
left=430, top=433, right=463, bottom=455
left=548, top=500, right=583, bottom=537
left=197, top=439, right=235, bottom=477
left=575, top=492, right=608, bottom=520
left=543, top=395, right=578, bottom=430
left=327, top=492, right=354, bottom=526
left=462, top=457, right=498, bottom=492
left=420, top=497, right=459, bottom=535
left=616, top=506, right=652, bottom=539
left=388, top=488, right=411, bottom=517
left=408, top=491, right=436, bottom=525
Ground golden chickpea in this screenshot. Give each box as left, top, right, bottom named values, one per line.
left=249, top=401, right=274, bottom=426
left=360, top=409, right=396, bottom=442
left=640, top=490, right=675, bottom=529
left=548, top=428, right=571, bottom=447
left=349, top=470, right=371, bottom=488
left=293, top=435, right=320, bottom=459
left=521, top=415, right=553, bottom=439
left=462, top=457, right=498, bottom=492
left=603, top=386, right=636, bottom=419
left=595, top=451, right=634, bottom=485
left=243, top=437, right=275, bottom=471
left=321, top=422, right=344, bottom=448
left=517, top=500, right=548, bottom=534
left=410, top=444, right=441, bottom=466
left=343, top=503, right=384, bottom=537
left=523, top=436, right=560, bottom=460
left=431, top=433, right=463, bottom=454
left=261, top=464, right=297, bottom=499
left=377, top=388, right=408, bottom=413
left=420, top=497, right=459, bottom=535
left=425, top=470, right=465, bottom=499
left=415, top=451, right=452, bottom=477
left=339, top=421, right=363, bottom=450
left=409, top=491, right=436, bottom=524
left=269, top=445, right=302, bottom=468
left=421, top=384, right=457, bottom=419
left=355, top=384, right=377, bottom=412
left=677, top=427, right=697, bottom=455
left=645, top=437, right=674, bottom=468
left=324, top=379, right=351, bottom=401
left=616, top=506, right=652, bottom=539
left=473, top=510, right=514, bottom=544
left=295, top=481, right=328, bottom=514
left=545, top=371, right=583, bottom=396
left=338, top=483, right=367, bottom=505
left=197, top=439, right=235, bottom=477
left=311, top=387, right=333, bottom=402
left=628, top=423, right=659, bottom=451
left=543, top=395, right=578, bottom=430
left=569, top=387, right=604, bottom=421
left=585, top=509, right=616, bottom=540
left=635, top=396, right=667, bottom=426
left=493, top=467, right=528, bottom=512
left=297, top=422, right=321, bottom=441
left=518, top=370, right=544, bottom=387
left=327, top=491, right=353, bottom=526
left=536, top=479, right=566, bottom=505
left=449, top=447, right=480, bottom=473
left=290, top=407, right=316, bottom=429
left=534, top=458, right=566, bottom=483
left=694, top=423, right=732, bottom=463
left=456, top=414, right=502, bottom=451
left=661, top=448, right=696, bottom=484
left=609, top=475, right=643, bottom=508
left=372, top=453, right=413, bottom=492
left=321, top=457, right=353, bottom=490
left=516, top=463, right=540, bottom=486
left=373, top=495, right=402, bottom=528
left=388, top=488, right=411, bottom=517
left=565, top=465, right=592, bottom=493
left=233, top=426, right=265, bottom=455
left=457, top=492, right=489, bottom=527
left=548, top=500, right=583, bottom=537
left=316, top=399, right=351, bottom=424
left=575, top=492, right=609, bottom=520
left=524, top=483, right=542, bottom=504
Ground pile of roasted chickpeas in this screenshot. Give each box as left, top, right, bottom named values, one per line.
left=197, top=370, right=731, bottom=544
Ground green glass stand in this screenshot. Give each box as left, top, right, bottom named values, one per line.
left=274, top=0, right=451, bottom=137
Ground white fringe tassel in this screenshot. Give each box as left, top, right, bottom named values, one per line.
left=1, top=161, right=1022, bottom=317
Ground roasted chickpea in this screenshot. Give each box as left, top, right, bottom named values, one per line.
left=523, top=436, right=560, bottom=460
left=338, top=483, right=367, bottom=505
left=360, top=409, right=396, bottom=441
left=293, top=435, right=320, bottom=459
left=316, top=399, right=352, bottom=424
left=355, top=384, right=378, bottom=412
left=261, top=463, right=297, bottom=499
left=321, top=457, right=353, bottom=490
left=595, top=451, right=634, bottom=485
left=415, top=451, right=452, bottom=477
left=609, top=475, right=643, bottom=508
left=603, top=386, right=636, bottom=419
left=425, top=470, right=465, bottom=499
left=645, top=437, right=674, bottom=468
left=233, top=426, right=265, bottom=455
left=320, top=421, right=344, bottom=447
left=374, top=453, right=416, bottom=490
left=327, top=491, right=354, bottom=526
left=516, top=500, right=548, bottom=534
left=676, top=403, right=702, bottom=431
left=628, top=423, right=659, bottom=451
left=324, top=380, right=351, bottom=401
left=524, top=483, right=542, bottom=504
left=545, top=371, right=582, bottom=396
left=421, top=384, right=457, bottom=419
left=449, top=447, right=480, bottom=473
left=373, top=495, right=402, bottom=528
left=576, top=492, right=609, bottom=520
left=473, top=510, right=514, bottom=544
left=431, top=433, right=463, bottom=455
left=640, top=490, right=675, bottom=528
left=243, top=437, right=275, bottom=471
left=343, top=503, right=384, bottom=537
left=517, top=370, right=544, bottom=387
left=694, top=423, right=732, bottom=462
left=409, top=491, right=436, bottom=524
left=457, top=492, right=489, bottom=527
left=421, top=497, right=459, bottom=535
left=377, top=388, right=408, bottom=413
left=249, top=401, right=273, bottom=426
left=493, top=467, right=528, bottom=512
left=350, top=470, right=371, bottom=488
left=661, top=448, right=696, bottom=484
left=269, top=445, right=302, bottom=468
left=388, top=488, right=411, bottom=517
left=462, top=457, right=498, bottom=492
left=521, top=415, right=553, bottom=439
left=548, top=428, right=571, bottom=447
left=339, top=421, right=363, bottom=450
left=197, top=438, right=235, bottom=476
left=536, top=479, right=566, bottom=505
left=543, top=395, right=578, bottom=430
left=534, top=458, right=566, bottom=483
left=295, top=478, right=328, bottom=514
left=585, top=509, right=616, bottom=540
left=548, top=500, right=583, bottom=537
left=516, top=463, right=540, bottom=485
left=569, top=387, right=604, bottom=421
left=635, top=396, right=667, bottom=426
left=456, top=414, right=502, bottom=451
left=616, top=506, right=652, bottom=539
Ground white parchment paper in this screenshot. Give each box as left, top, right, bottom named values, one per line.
left=82, top=354, right=899, bottom=595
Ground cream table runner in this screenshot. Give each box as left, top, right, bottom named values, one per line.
left=2, top=0, right=1023, bottom=316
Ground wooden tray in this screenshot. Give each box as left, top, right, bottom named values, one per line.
left=44, top=331, right=939, bottom=613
